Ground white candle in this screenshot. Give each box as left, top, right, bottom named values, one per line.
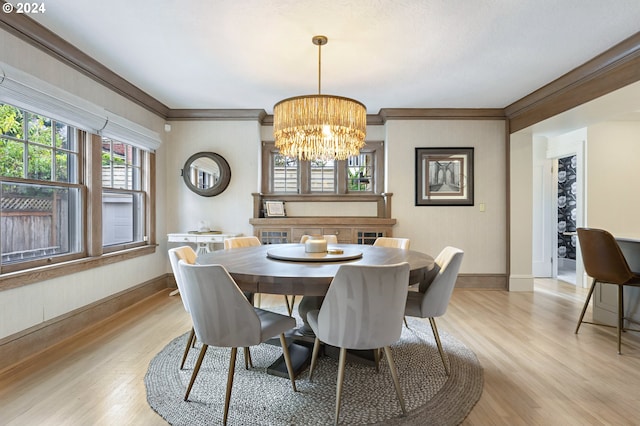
left=305, top=236, right=327, bottom=253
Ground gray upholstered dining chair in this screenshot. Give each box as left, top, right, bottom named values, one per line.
left=223, top=235, right=262, bottom=249
left=169, top=246, right=253, bottom=370
left=404, top=246, right=464, bottom=376
left=168, top=246, right=198, bottom=369
left=223, top=236, right=263, bottom=307
left=373, top=236, right=411, bottom=250
left=178, top=261, right=297, bottom=425
left=372, top=236, right=412, bottom=326
left=575, top=227, right=640, bottom=354
left=307, top=262, right=410, bottom=425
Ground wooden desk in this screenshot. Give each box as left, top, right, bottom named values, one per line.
left=196, top=243, right=434, bottom=296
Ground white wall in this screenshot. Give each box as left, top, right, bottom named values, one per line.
left=0, top=29, right=168, bottom=339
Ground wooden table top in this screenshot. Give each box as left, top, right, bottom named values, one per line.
left=197, top=244, right=434, bottom=296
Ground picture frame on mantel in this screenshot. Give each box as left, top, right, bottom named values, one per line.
left=264, top=200, right=286, bottom=217
left=415, top=147, right=474, bottom=206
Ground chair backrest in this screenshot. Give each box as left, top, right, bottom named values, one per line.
left=373, top=237, right=410, bottom=250
left=224, top=236, right=261, bottom=249
left=577, top=228, right=633, bottom=284
left=300, top=234, right=338, bottom=244
left=178, top=261, right=262, bottom=347
left=419, top=247, right=464, bottom=318
left=168, top=246, right=197, bottom=312
left=317, top=262, right=410, bottom=350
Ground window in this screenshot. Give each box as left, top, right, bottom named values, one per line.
left=0, top=103, right=83, bottom=269
left=101, top=138, right=146, bottom=249
left=263, top=141, right=383, bottom=194
left=272, top=152, right=298, bottom=193
left=0, top=102, right=154, bottom=275
left=310, top=159, right=335, bottom=193
left=348, top=152, right=373, bottom=192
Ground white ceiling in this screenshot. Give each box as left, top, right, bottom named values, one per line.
left=15, top=0, right=640, bottom=115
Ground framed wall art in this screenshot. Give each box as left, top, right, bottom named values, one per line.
left=264, top=200, right=286, bottom=217
left=415, top=147, right=474, bottom=206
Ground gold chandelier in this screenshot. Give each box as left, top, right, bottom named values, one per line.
left=273, top=35, right=367, bottom=161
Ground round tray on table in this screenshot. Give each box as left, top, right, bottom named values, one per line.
left=266, top=245, right=363, bottom=262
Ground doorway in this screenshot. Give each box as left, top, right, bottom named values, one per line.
left=532, top=130, right=586, bottom=288
left=555, top=155, right=577, bottom=285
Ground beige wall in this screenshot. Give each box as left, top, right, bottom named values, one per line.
left=586, top=121, right=640, bottom=325
left=0, top=29, right=168, bottom=339
left=509, top=132, right=534, bottom=291
left=167, top=119, right=508, bottom=275
left=165, top=120, right=261, bottom=237
left=385, top=120, right=507, bottom=274
left=586, top=121, right=640, bottom=237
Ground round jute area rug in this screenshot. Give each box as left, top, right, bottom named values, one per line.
left=145, top=314, right=483, bottom=425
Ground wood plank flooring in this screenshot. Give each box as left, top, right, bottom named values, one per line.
left=1, top=279, right=639, bottom=425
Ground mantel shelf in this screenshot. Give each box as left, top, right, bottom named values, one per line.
left=250, top=192, right=397, bottom=244
left=250, top=217, right=397, bottom=226
left=251, top=193, right=394, bottom=219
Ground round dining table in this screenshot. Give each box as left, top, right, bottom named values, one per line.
left=196, top=243, right=435, bottom=296
left=196, top=243, right=435, bottom=377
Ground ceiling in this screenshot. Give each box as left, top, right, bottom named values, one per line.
left=12, top=0, right=640, bottom=116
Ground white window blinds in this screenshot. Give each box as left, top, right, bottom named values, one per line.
left=0, top=61, right=161, bottom=151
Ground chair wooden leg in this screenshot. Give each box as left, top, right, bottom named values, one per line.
left=184, top=344, right=208, bottom=401
left=403, top=316, right=409, bottom=328
left=429, top=317, right=450, bottom=376
left=575, top=278, right=598, bottom=334
left=383, top=346, right=407, bottom=416
left=180, top=327, right=195, bottom=370
left=279, top=334, right=297, bottom=392
left=243, top=347, right=253, bottom=369
left=223, top=347, right=238, bottom=426
left=374, top=347, right=380, bottom=373
left=334, top=347, right=347, bottom=426
left=618, top=285, right=624, bottom=355
left=309, top=337, right=321, bottom=381
left=284, top=295, right=294, bottom=316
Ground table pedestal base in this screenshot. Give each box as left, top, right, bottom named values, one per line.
left=266, top=342, right=312, bottom=379
left=265, top=327, right=378, bottom=379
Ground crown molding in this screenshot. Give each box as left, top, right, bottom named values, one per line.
left=506, top=31, right=640, bottom=133
left=0, top=6, right=170, bottom=118
left=260, top=113, right=384, bottom=126
left=167, top=109, right=267, bottom=121
left=378, top=108, right=506, bottom=121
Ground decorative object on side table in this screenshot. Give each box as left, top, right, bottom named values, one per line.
left=415, top=147, right=474, bottom=206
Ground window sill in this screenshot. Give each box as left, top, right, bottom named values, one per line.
left=0, top=245, right=157, bottom=292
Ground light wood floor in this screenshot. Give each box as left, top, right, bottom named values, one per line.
left=1, top=280, right=639, bottom=425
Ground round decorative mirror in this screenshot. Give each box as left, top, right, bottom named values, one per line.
left=182, top=152, right=231, bottom=197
